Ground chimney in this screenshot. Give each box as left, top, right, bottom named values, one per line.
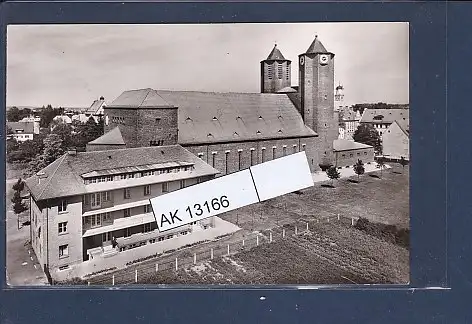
left=99, top=96, right=105, bottom=101
left=36, top=171, right=47, bottom=184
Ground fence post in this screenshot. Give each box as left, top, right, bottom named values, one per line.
left=156, top=263, right=159, bottom=272
left=227, top=244, right=230, bottom=255
left=269, top=232, right=273, bottom=243
left=194, top=253, right=197, bottom=264
left=306, top=222, right=309, bottom=231
left=175, top=258, right=178, bottom=271
left=135, top=269, right=138, bottom=283
left=112, top=275, right=115, bottom=286
left=211, top=248, right=214, bottom=260
left=327, top=218, right=330, bottom=223
left=282, top=228, right=285, bottom=238
left=256, top=235, right=259, bottom=246
left=351, top=218, right=354, bottom=226
left=242, top=239, right=245, bottom=247
left=295, top=226, right=298, bottom=235
left=337, top=214, right=340, bottom=221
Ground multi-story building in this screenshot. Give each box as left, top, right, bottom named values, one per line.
left=25, top=145, right=219, bottom=278
left=359, top=108, right=409, bottom=137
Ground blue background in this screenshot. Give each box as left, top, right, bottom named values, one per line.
left=1, top=1, right=470, bottom=322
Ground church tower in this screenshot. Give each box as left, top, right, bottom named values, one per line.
left=260, top=44, right=292, bottom=93
left=299, top=35, right=337, bottom=167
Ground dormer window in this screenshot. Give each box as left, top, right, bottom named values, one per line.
left=233, top=132, right=239, bottom=137
left=258, top=116, right=263, bottom=120
left=207, top=133, right=213, bottom=137
left=186, top=117, right=192, bottom=122
left=277, top=129, right=283, bottom=134
left=212, top=117, right=218, bottom=121
left=256, top=130, right=261, bottom=135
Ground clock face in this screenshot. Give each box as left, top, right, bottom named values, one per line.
left=299, top=56, right=305, bottom=65
left=319, top=54, right=329, bottom=65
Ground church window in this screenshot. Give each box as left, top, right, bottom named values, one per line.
left=225, top=152, right=229, bottom=174
left=198, top=153, right=204, bottom=159
left=261, top=148, right=266, bottom=163
left=238, top=150, right=242, bottom=170
left=212, top=152, right=217, bottom=168
left=272, top=147, right=276, bottom=159
left=283, top=146, right=287, bottom=156
left=278, top=64, right=283, bottom=79
left=286, top=67, right=290, bottom=80
left=155, top=118, right=161, bottom=124
left=302, top=144, right=306, bottom=151
left=250, top=149, right=255, bottom=166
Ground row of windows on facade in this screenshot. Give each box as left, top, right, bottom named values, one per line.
left=58, top=179, right=194, bottom=213
left=83, top=166, right=195, bottom=185
left=267, top=64, right=290, bottom=80
left=340, top=151, right=369, bottom=158
left=110, top=116, right=163, bottom=126
left=199, top=144, right=306, bottom=171
left=82, top=204, right=153, bottom=229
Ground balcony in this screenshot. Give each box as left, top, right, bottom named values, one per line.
left=82, top=198, right=114, bottom=213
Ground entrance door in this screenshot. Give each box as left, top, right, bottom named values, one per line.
left=102, top=232, right=112, bottom=246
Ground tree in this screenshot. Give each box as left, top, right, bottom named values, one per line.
left=72, top=117, right=104, bottom=149
left=11, top=190, right=27, bottom=214
left=7, top=107, right=22, bottom=122
left=12, top=178, right=25, bottom=192
left=353, top=159, right=365, bottom=181
left=52, top=123, right=74, bottom=149
left=37, top=134, right=65, bottom=169
left=353, top=123, right=382, bottom=155
left=400, top=156, right=408, bottom=172
left=326, top=166, right=341, bottom=186
left=376, top=156, right=386, bottom=178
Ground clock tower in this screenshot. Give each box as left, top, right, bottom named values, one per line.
left=299, top=35, right=337, bottom=167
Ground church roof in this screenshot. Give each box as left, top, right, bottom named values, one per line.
left=107, top=88, right=176, bottom=109
left=265, top=44, right=288, bottom=61
left=305, top=35, right=329, bottom=54
left=88, top=126, right=126, bottom=145
left=25, top=145, right=218, bottom=200
left=393, top=119, right=409, bottom=136
left=107, top=88, right=317, bottom=145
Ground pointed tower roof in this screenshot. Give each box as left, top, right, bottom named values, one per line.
left=264, top=44, right=289, bottom=61
left=304, top=35, right=331, bottom=55
left=88, top=126, right=126, bottom=145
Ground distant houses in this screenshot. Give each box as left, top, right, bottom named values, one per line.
left=7, top=121, right=40, bottom=141
left=359, top=108, right=410, bottom=160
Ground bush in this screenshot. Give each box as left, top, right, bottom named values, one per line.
left=53, top=277, right=87, bottom=285
left=83, top=267, right=117, bottom=278
left=354, top=217, right=409, bottom=249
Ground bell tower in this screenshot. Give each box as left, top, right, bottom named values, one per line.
left=299, top=35, right=337, bottom=167
left=261, top=44, right=292, bottom=93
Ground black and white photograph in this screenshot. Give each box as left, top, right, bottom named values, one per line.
left=5, top=23, right=410, bottom=286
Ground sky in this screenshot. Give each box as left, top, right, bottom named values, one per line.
left=6, top=23, right=409, bottom=108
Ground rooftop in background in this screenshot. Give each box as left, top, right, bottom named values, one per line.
left=304, top=35, right=331, bottom=55
left=360, top=108, right=409, bottom=124
left=7, top=121, right=35, bottom=133
left=85, top=97, right=106, bottom=115
left=25, top=145, right=219, bottom=201
left=106, top=88, right=317, bottom=145
left=393, top=118, right=409, bottom=136
left=333, top=139, right=372, bottom=152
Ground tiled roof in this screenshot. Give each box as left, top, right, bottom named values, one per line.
left=265, top=44, right=288, bottom=61
left=394, top=119, right=409, bottom=136
left=7, top=121, right=35, bottom=134
left=333, top=139, right=372, bottom=152
left=305, top=36, right=329, bottom=54
left=25, top=145, right=219, bottom=201
left=107, top=89, right=317, bottom=144
left=88, top=126, right=126, bottom=145
left=276, top=87, right=298, bottom=93
left=107, top=88, right=175, bottom=109
left=360, top=108, right=409, bottom=124
left=156, top=90, right=317, bottom=144
left=85, top=99, right=106, bottom=115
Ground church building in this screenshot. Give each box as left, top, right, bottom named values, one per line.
left=89, top=36, right=374, bottom=172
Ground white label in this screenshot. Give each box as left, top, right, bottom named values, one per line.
left=150, top=170, right=259, bottom=232
left=150, top=151, right=313, bottom=232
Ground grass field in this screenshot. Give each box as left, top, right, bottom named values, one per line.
left=84, top=164, right=409, bottom=285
